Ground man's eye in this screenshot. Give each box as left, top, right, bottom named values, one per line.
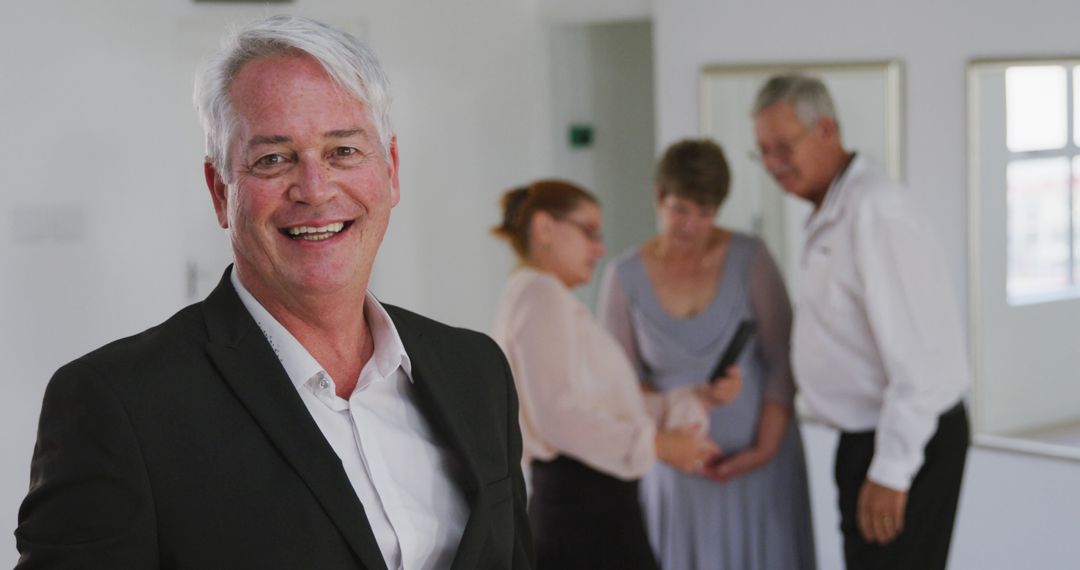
left=333, top=147, right=358, bottom=158
left=256, top=154, right=286, bottom=167
left=244, top=153, right=293, bottom=178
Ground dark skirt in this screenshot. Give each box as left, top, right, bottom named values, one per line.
left=529, top=456, right=660, bottom=570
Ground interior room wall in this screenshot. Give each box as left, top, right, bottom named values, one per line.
left=548, top=21, right=657, bottom=308
left=541, top=0, right=651, bottom=24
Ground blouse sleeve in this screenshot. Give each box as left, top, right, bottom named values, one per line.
left=746, top=239, right=796, bottom=408
left=508, top=276, right=655, bottom=480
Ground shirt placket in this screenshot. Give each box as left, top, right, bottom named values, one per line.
left=349, top=368, right=416, bottom=570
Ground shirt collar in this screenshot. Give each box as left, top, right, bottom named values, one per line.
left=806, top=152, right=864, bottom=235
left=230, top=270, right=413, bottom=391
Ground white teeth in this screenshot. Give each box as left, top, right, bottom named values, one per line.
left=285, top=222, right=345, bottom=238
left=300, top=233, right=333, bottom=241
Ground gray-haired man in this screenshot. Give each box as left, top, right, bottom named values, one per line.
left=16, top=15, right=532, bottom=570
left=752, top=74, right=970, bottom=570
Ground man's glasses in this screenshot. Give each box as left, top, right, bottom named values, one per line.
left=748, top=125, right=815, bottom=163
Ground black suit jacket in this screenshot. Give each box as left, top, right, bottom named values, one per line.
left=15, top=270, right=533, bottom=569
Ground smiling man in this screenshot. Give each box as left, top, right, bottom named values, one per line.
left=752, top=74, right=971, bottom=570
left=15, top=15, right=532, bottom=570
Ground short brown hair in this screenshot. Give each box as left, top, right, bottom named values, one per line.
left=492, top=179, right=598, bottom=260
left=655, top=139, right=730, bottom=207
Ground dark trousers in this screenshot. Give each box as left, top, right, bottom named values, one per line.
left=836, top=402, right=969, bottom=570
left=529, top=456, right=659, bottom=570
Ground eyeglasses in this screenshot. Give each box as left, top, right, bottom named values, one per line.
left=555, top=216, right=604, bottom=243
left=748, top=125, right=815, bottom=163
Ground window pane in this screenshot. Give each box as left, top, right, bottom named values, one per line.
left=1006, top=66, right=1067, bottom=152
left=1007, top=157, right=1071, bottom=301
left=1075, top=66, right=1080, bottom=146
left=1075, top=155, right=1080, bottom=286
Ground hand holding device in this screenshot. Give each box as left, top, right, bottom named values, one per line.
left=709, top=320, right=756, bottom=385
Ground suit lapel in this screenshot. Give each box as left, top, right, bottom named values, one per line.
left=389, top=309, right=498, bottom=570
left=201, top=270, right=389, bottom=570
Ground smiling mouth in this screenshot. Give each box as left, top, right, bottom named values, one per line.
left=280, top=221, right=353, bottom=241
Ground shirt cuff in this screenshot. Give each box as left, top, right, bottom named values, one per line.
left=624, top=422, right=657, bottom=479
left=661, top=386, right=710, bottom=432
left=867, top=454, right=920, bottom=491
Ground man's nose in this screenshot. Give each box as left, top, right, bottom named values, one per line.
left=287, top=157, right=336, bottom=205
left=762, top=152, right=785, bottom=173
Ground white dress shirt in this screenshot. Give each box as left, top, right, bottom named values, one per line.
left=791, top=155, right=971, bottom=491
left=231, top=272, right=468, bottom=570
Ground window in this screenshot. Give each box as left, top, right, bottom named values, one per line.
left=1005, top=63, right=1080, bottom=303
left=969, top=60, right=1080, bottom=458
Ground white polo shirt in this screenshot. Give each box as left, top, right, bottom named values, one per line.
left=231, top=272, right=468, bottom=569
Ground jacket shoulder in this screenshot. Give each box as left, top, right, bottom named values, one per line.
left=63, top=302, right=209, bottom=382
left=383, top=303, right=501, bottom=353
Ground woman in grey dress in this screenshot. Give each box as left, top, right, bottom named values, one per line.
left=598, top=139, right=816, bottom=569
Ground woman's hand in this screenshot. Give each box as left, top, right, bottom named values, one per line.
left=694, top=366, right=742, bottom=409
left=655, top=425, right=721, bottom=474
left=701, top=400, right=790, bottom=482
left=700, top=447, right=769, bottom=482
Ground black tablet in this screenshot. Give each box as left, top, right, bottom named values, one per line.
left=709, top=320, right=756, bottom=384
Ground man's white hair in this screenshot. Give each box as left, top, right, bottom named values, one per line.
left=193, top=14, right=393, bottom=182
left=752, top=74, right=838, bottom=130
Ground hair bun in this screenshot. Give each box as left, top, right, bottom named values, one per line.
left=501, top=186, right=531, bottom=230
left=492, top=179, right=596, bottom=260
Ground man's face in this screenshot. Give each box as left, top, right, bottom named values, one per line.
left=204, top=53, right=399, bottom=301
left=753, top=101, right=832, bottom=205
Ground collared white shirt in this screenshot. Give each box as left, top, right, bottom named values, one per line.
left=791, top=155, right=971, bottom=491
left=231, top=272, right=468, bottom=570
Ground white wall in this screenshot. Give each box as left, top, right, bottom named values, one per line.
left=653, top=0, right=1080, bottom=567
left=548, top=21, right=657, bottom=307
left=541, top=0, right=651, bottom=23
left=0, top=0, right=551, bottom=564
left=2, top=3, right=202, bottom=562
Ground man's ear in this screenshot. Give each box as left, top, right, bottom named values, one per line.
left=819, top=116, right=840, bottom=142
left=204, top=159, right=230, bottom=229
left=387, top=135, right=401, bottom=207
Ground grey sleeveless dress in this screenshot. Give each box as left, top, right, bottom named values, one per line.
left=598, top=233, right=816, bottom=570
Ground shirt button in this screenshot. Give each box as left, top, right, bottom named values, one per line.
left=319, top=376, right=331, bottom=390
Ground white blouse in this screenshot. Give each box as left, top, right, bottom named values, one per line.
left=492, top=267, right=661, bottom=480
